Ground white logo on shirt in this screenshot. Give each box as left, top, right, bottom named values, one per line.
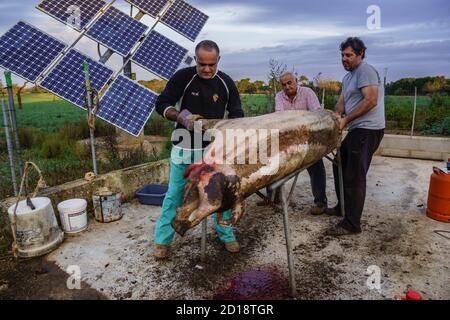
left=191, top=92, right=199, bottom=96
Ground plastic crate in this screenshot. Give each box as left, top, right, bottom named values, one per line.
left=136, top=184, right=168, bottom=206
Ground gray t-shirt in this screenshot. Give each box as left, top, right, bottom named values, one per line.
left=342, top=62, right=385, bottom=131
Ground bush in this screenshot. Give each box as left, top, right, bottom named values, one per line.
left=59, top=121, right=89, bottom=141
left=95, top=120, right=116, bottom=137
left=0, top=130, right=6, bottom=154
left=145, top=113, right=174, bottom=137
left=18, top=127, right=38, bottom=149
left=323, top=95, right=338, bottom=110
left=41, top=135, right=69, bottom=159
left=442, top=116, right=450, bottom=135
left=430, top=93, right=446, bottom=108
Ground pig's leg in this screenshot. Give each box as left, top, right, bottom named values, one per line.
left=216, top=201, right=245, bottom=226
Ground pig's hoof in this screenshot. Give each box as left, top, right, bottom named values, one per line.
left=172, top=219, right=191, bottom=236
left=218, top=219, right=233, bottom=227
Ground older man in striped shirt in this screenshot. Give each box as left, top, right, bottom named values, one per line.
left=269, top=72, right=328, bottom=215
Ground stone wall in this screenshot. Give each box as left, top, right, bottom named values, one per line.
left=0, top=159, right=169, bottom=255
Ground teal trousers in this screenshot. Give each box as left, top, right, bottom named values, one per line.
left=154, top=146, right=236, bottom=245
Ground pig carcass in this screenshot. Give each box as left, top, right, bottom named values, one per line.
left=172, top=109, right=342, bottom=236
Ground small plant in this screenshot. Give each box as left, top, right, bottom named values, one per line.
left=18, top=127, right=37, bottom=149
left=40, top=134, right=68, bottom=159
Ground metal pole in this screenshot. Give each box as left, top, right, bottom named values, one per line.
left=321, top=88, right=325, bottom=108
left=410, top=87, right=417, bottom=137
left=1, top=81, right=18, bottom=196
left=280, top=184, right=296, bottom=297
left=4, top=71, right=23, bottom=177
left=201, top=218, right=207, bottom=263
left=337, top=148, right=345, bottom=217
left=84, top=62, right=98, bottom=175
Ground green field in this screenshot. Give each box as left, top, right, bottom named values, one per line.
left=4, top=92, right=449, bottom=133
left=8, top=93, right=86, bottom=132
left=1, top=92, right=449, bottom=201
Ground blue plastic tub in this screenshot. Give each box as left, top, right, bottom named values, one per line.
left=136, top=184, right=168, bottom=206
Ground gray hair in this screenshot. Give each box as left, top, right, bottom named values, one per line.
left=279, top=72, right=297, bottom=82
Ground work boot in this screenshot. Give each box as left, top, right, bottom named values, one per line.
left=325, top=221, right=361, bottom=236
left=325, top=205, right=342, bottom=217
left=224, top=241, right=240, bottom=253
left=309, top=203, right=327, bottom=216
left=153, top=244, right=169, bottom=260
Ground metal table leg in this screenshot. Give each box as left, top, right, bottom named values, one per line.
left=280, top=184, right=297, bottom=297
left=200, top=218, right=207, bottom=263
left=337, top=148, right=346, bottom=218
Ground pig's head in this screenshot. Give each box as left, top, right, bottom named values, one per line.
left=172, top=162, right=241, bottom=236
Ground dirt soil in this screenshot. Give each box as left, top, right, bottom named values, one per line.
left=0, top=156, right=449, bottom=300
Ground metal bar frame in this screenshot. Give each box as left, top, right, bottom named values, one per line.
left=198, top=148, right=346, bottom=298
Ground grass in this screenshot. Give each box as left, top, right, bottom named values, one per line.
left=7, top=93, right=85, bottom=133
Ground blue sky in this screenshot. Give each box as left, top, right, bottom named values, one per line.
left=1, top=0, right=450, bottom=85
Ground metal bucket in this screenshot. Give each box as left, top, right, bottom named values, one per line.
left=8, top=197, right=64, bottom=258
left=92, top=191, right=122, bottom=223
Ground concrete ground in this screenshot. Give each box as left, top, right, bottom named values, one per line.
left=1, top=156, right=449, bottom=300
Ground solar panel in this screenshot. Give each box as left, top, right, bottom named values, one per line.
left=86, top=6, right=148, bottom=56
left=132, top=31, right=188, bottom=80
left=98, top=75, right=158, bottom=136
left=37, top=0, right=107, bottom=31
left=125, top=0, right=168, bottom=18
left=160, top=0, right=208, bottom=41
left=40, top=49, right=114, bottom=109
left=0, top=21, right=66, bottom=82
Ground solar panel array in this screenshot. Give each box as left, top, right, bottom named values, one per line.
left=86, top=6, right=148, bottom=56
left=40, top=49, right=114, bottom=109
left=1, top=0, right=209, bottom=136
left=98, top=75, right=158, bottom=136
left=132, top=31, right=188, bottom=80
left=37, top=0, right=107, bottom=31
left=161, top=0, right=209, bottom=41
left=0, top=21, right=66, bottom=82
left=125, top=0, right=168, bottom=18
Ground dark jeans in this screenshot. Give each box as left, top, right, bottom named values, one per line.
left=267, top=159, right=327, bottom=206
left=333, top=128, right=384, bottom=231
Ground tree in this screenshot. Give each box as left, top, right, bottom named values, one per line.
left=267, top=59, right=287, bottom=112
left=253, top=80, right=265, bottom=94
left=235, top=78, right=256, bottom=94
left=423, top=76, right=446, bottom=94
left=298, top=75, right=309, bottom=85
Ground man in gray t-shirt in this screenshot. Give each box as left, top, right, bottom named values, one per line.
left=325, top=37, right=385, bottom=236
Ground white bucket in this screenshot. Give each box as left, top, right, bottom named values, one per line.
left=57, top=199, right=88, bottom=234
left=8, top=197, right=64, bottom=258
